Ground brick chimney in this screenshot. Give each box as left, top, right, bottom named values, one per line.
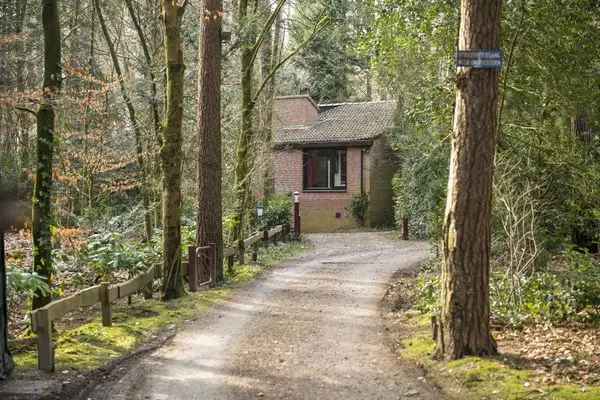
left=273, top=95, right=319, bottom=129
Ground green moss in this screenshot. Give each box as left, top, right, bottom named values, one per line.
left=229, top=265, right=262, bottom=284
left=13, top=240, right=310, bottom=373
left=225, top=241, right=311, bottom=284
left=14, top=289, right=229, bottom=371
left=258, top=241, right=311, bottom=268
left=401, top=334, right=435, bottom=361
left=398, top=314, right=600, bottom=400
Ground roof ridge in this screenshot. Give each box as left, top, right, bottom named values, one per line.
left=281, top=125, right=310, bottom=130
left=318, top=100, right=395, bottom=107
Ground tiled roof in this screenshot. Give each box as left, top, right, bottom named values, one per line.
left=274, top=101, right=396, bottom=147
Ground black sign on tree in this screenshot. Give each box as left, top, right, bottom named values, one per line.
left=456, top=49, right=503, bottom=70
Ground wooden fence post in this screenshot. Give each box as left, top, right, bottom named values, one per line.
left=35, top=309, right=54, bottom=372
left=252, top=241, right=258, bottom=263
left=100, top=283, right=112, bottom=327
left=209, top=243, right=217, bottom=288
left=227, top=254, right=234, bottom=275
left=188, top=246, right=198, bottom=292
left=402, top=217, right=409, bottom=240
left=263, top=230, right=269, bottom=247
left=143, top=267, right=154, bottom=299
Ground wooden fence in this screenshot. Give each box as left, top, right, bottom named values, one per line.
left=29, top=224, right=290, bottom=372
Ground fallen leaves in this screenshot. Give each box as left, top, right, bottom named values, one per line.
left=495, top=323, right=600, bottom=386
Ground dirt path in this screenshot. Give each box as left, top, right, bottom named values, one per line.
left=85, top=233, right=441, bottom=400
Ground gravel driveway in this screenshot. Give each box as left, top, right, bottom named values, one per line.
left=86, top=232, right=440, bottom=400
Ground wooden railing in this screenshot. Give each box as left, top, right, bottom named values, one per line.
left=31, top=264, right=157, bottom=372
left=29, top=223, right=290, bottom=372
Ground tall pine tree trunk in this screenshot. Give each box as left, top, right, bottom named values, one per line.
left=197, top=0, right=224, bottom=282
left=436, top=0, right=502, bottom=360
left=32, top=0, right=61, bottom=310
left=94, top=0, right=153, bottom=242
left=160, top=0, right=186, bottom=300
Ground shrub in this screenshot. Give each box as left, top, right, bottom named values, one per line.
left=564, top=248, right=600, bottom=314
left=490, top=272, right=579, bottom=326
left=415, top=250, right=600, bottom=327
left=415, top=272, right=440, bottom=315
left=349, top=193, right=369, bottom=226
left=261, top=195, right=292, bottom=229
left=82, top=231, right=157, bottom=281
left=7, top=269, right=50, bottom=299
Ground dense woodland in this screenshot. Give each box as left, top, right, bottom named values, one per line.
left=0, top=0, right=599, bottom=389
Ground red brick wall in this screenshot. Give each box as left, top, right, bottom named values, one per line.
left=273, top=96, right=319, bottom=128
left=273, top=147, right=365, bottom=232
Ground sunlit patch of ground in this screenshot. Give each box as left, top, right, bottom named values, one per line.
left=383, top=273, right=600, bottom=400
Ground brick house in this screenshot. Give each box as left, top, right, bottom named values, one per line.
left=272, top=95, right=398, bottom=232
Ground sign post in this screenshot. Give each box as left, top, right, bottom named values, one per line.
left=293, top=192, right=301, bottom=240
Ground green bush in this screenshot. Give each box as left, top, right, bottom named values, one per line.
left=82, top=231, right=158, bottom=281
left=415, top=249, right=600, bottom=327
left=7, top=269, right=50, bottom=299
left=564, top=248, right=600, bottom=313
left=261, top=195, right=292, bottom=229
left=348, top=193, right=369, bottom=226
left=415, top=272, right=440, bottom=315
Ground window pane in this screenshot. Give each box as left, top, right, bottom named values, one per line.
left=304, top=151, right=330, bottom=189
left=334, top=150, right=346, bottom=188
left=303, top=148, right=347, bottom=190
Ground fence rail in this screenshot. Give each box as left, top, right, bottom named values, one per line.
left=29, top=223, right=290, bottom=372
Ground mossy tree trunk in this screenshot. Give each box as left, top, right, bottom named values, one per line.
left=436, top=0, right=502, bottom=360
left=93, top=0, right=153, bottom=242
left=160, top=0, right=187, bottom=300
left=32, top=0, right=62, bottom=310
left=232, top=0, right=255, bottom=264
left=196, top=0, right=224, bottom=282
left=260, top=0, right=281, bottom=199
left=233, top=0, right=286, bottom=262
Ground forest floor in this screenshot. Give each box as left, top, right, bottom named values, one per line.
left=78, top=232, right=441, bottom=400
left=383, top=273, right=600, bottom=400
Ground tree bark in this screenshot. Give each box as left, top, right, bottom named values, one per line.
left=232, top=0, right=285, bottom=261
left=93, top=0, right=153, bottom=242
left=32, top=0, right=62, bottom=310
left=197, top=0, right=224, bottom=282
left=232, top=0, right=254, bottom=263
left=160, top=0, right=187, bottom=300
left=436, top=0, right=502, bottom=360
left=259, top=0, right=278, bottom=199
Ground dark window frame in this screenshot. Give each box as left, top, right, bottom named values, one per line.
left=302, top=147, right=347, bottom=192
